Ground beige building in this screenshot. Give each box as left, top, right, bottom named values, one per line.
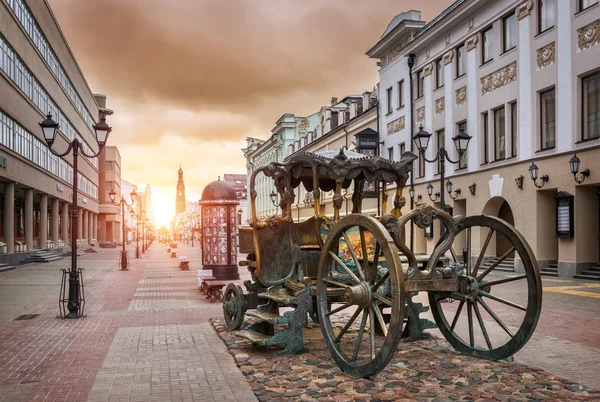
left=367, top=0, right=600, bottom=278
left=0, top=0, right=107, bottom=262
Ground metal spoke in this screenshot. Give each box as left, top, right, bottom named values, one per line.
left=479, top=290, right=527, bottom=311
left=342, top=231, right=365, bottom=281
left=329, top=251, right=361, bottom=284
left=473, top=229, right=494, bottom=277
left=476, top=296, right=514, bottom=338
left=450, top=300, right=465, bottom=330
left=325, top=303, right=351, bottom=317
left=476, top=247, right=516, bottom=281
left=323, top=278, right=351, bottom=289
left=334, top=308, right=362, bottom=343
left=359, top=227, right=370, bottom=275
left=373, top=293, right=392, bottom=307
left=369, top=307, right=376, bottom=359
left=473, top=302, right=493, bottom=350
left=373, top=304, right=388, bottom=337
left=372, top=271, right=389, bottom=293
left=351, top=309, right=368, bottom=362
left=467, top=302, right=474, bottom=347
left=371, top=242, right=381, bottom=283
left=482, top=274, right=527, bottom=288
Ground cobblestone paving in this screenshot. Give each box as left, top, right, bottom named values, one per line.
left=211, top=317, right=600, bottom=401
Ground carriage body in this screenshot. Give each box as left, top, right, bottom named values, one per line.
left=224, top=149, right=542, bottom=378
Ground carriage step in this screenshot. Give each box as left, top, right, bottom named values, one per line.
left=234, top=329, right=272, bottom=344
left=258, top=292, right=298, bottom=305
left=246, top=310, right=288, bottom=324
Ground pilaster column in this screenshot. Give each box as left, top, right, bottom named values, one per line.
left=517, top=1, right=534, bottom=160
left=52, top=198, right=59, bottom=242
left=39, top=194, right=48, bottom=249
left=93, top=213, right=98, bottom=242
left=4, top=183, right=14, bottom=253
left=88, top=212, right=93, bottom=244
left=83, top=210, right=88, bottom=243
left=423, top=63, right=435, bottom=181
left=443, top=50, right=455, bottom=177
left=466, top=34, right=480, bottom=172
left=556, top=0, right=574, bottom=152
left=24, top=188, right=33, bottom=251
left=61, top=202, right=69, bottom=243
left=77, top=208, right=83, bottom=240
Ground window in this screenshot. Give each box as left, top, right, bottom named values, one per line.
left=503, top=13, right=517, bottom=52
left=417, top=70, right=424, bottom=98
left=456, top=43, right=466, bottom=77
left=457, top=121, right=468, bottom=169
left=398, top=80, right=404, bottom=108
left=482, top=112, right=489, bottom=163
left=386, top=87, right=393, bottom=114
left=388, top=147, right=394, bottom=160
left=436, top=129, right=445, bottom=173
left=482, top=26, right=493, bottom=64
left=399, top=142, right=406, bottom=157
left=539, top=0, right=556, bottom=33
left=580, top=0, right=599, bottom=10
left=436, top=59, right=444, bottom=89
left=511, top=102, right=518, bottom=157
left=494, top=107, right=506, bottom=160
left=583, top=72, right=600, bottom=140
left=541, top=88, right=556, bottom=149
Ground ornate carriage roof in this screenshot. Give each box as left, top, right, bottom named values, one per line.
left=273, top=148, right=417, bottom=192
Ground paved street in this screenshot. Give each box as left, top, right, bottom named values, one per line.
left=0, top=245, right=598, bottom=401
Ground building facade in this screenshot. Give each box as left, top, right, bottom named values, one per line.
left=223, top=173, right=248, bottom=225
left=367, top=0, right=600, bottom=278
left=0, top=0, right=105, bottom=260
left=97, top=145, right=120, bottom=244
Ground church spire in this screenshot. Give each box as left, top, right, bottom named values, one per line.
left=175, top=166, right=186, bottom=214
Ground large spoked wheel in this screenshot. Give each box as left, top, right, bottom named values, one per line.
left=428, top=215, right=542, bottom=361
left=317, top=214, right=405, bottom=378
left=223, top=283, right=246, bottom=330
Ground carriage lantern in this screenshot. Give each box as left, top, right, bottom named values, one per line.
left=199, top=178, right=240, bottom=280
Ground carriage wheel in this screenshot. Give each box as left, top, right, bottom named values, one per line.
left=317, top=214, right=405, bottom=378
left=428, top=215, right=542, bottom=361
left=223, top=283, right=246, bottom=330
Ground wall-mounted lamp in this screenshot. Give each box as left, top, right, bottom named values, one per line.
left=426, top=183, right=440, bottom=202
left=515, top=175, right=524, bottom=190
left=468, top=183, right=477, bottom=196
left=446, top=180, right=461, bottom=200
left=269, top=190, right=278, bottom=206
left=569, top=154, right=590, bottom=184
left=408, top=187, right=422, bottom=202
left=528, top=163, right=549, bottom=189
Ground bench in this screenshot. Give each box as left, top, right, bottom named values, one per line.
left=167, top=247, right=171, bottom=253
left=198, top=273, right=217, bottom=294
left=206, top=281, right=225, bottom=303
left=171, top=250, right=177, bottom=258
left=178, top=256, right=190, bottom=270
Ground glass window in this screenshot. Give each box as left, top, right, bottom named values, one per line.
left=417, top=70, right=424, bottom=98
left=541, top=88, right=556, bottom=149
left=436, top=59, right=444, bottom=89
left=511, top=102, right=518, bottom=157
left=399, top=142, right=405, bottom=157
left=388, top=147, right=394, bottom=160
left=503, top=13, right=517, bottom=52
left=457, top=121, right=468, bottom=169
left=398, top=80, right=404, bottom=107
left=539, top=0, right=556, bottom=33
left=581, top=0, right=599, bottom=10
left=456, top=44, right=466, bottom=77
left=386, top=87, right=393, bottom=114
left=494, top=107, right=506, bottom=160
left=436, top=129, right=445, bottom=173
left=482, top=26, right=493, bottom=64
left=583, top=72, right=600, bottom=140
left=482, top=112, right=489, bottom=163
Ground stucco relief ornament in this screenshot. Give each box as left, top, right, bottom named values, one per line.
left=481, top=61, right=517, bottom=96
left=577, top=19, right=600, bottom=52
left=455, top=86, right=467, bottom=106
left=416, top=107, right=425, bottom=123
left=516, top=1, right=533, bottom=20
left=536, top=42, right=555, bottom=70
left=386, top=116, right=405, bottom=135
left=466, top=35, right=478, bottom=52
left=423, top=63, right=433, bottom=77
left=435, top=98, right=445, bottom=115
left=443, top=50, right=453, bottom=65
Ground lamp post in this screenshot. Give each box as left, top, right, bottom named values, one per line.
left=109, top=188, right=137, bottom=270
left=413, top=125, right=471, bottom=212
left=39, top=113, right=111, bottom=318
left=130, top=208, right=141, bottom=258
left=141, top=217, right=146, bottom=253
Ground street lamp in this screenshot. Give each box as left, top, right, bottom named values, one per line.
left=408, top=186, right=422, bottom=202
left=569, top=154, right=590, bottom=184
left=109, top=187, right=137, bottom=270
left=446, top=180, right=461, bottom=200
left=528, top=162, right=549, bottom=189
left=426, top=182, right=440, bottom=202
left=141, top=216, right=146, bottom=253
left=413, top=125, right=471, bottom=211
left=130, top=208, right=141, bottom=258
left=40, top=113, right=111, bottom=319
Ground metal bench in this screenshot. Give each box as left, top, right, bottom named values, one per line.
left=198, top=274, right=217, bottom=294
left=178, top=256, right=190, bottom=270
left=206, top=281, right=225, bottom=303
left=170, top=250, right=177, bottom=258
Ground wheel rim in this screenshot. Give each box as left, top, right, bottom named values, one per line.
left=428, top=215, right=542, bottom=360
left=223, top=283, right=245, bottom=330
left=317, top=214, right=405, bottom=378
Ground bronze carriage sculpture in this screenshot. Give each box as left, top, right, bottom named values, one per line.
left=222, top=149, right=542, bottom=378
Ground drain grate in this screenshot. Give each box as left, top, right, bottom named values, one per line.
left=145, top=275, right=172, bottom=279
left=14, top=314, right=40, bottom=321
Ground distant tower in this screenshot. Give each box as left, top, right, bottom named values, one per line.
left=144, top=184, right=154, bottom=224
left=175, top=166, right=186, bottom=214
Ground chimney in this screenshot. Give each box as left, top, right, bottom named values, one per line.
left=331, top=97, right=338, bottom=106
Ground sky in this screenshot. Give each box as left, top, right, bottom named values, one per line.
left=47, top=0, right=453, bottom=226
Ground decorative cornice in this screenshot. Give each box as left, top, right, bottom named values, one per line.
left=423, top=63, right=433, bottom=77
left=416, top=107, right=425, bottom=123
left=516, top=1, right=533, bottom=20
left=443, top=50, right=454, bottom=65
left=536, top=42, right=555, bottom=70
left=455, top=86, right=467, bottom=106
left=481, top=61, right=517, bottom=96
left=380, top=34, right=412, bottom=68
left=577, top=19, right=600, bottom=52
left=435, top=98, right=445, bottom=115
left=466, top=35, right=478, bottom=52
left=387, top=116, right=405, bottom=135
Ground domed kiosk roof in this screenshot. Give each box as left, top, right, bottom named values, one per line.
left=199, top=177, right=239, bottom=205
